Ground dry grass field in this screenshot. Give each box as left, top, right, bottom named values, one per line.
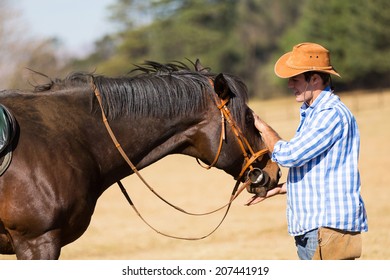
left=1, top=90, right=389, bottom=260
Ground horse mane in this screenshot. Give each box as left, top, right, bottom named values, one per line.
left=92, top=61, right=213, bottom=120
left=34, top=60, right=248, bottom=124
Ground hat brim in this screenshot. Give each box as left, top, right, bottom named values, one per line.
left=274, top=52, right=341, bottom=78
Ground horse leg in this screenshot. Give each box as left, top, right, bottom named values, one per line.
left=10, top=229, right=62, bottom=260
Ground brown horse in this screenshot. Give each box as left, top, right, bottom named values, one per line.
left=0, top=61, right=280, bottom=259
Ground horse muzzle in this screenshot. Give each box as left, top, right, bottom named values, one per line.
left=246, top=168, right=270, bottom=197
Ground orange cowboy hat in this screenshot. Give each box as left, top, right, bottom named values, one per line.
left=274, top=42, right=341, bottom=78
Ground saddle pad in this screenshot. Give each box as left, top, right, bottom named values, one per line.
left=0, top=104, right=15, bottom=175
left=0, top=104, right=11, bottom=154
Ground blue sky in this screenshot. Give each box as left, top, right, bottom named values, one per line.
left=15, top=0, right=116, bottom=57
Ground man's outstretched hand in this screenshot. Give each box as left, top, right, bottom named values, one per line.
left=246, top=182, right=287, bottom=206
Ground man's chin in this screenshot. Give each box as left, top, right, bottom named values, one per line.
left=295, top=95, right=304, bottom=103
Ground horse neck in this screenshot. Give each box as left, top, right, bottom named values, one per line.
left=91, top=111, right=207, bottom=189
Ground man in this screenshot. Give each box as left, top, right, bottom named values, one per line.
left=248, top=42, right=368, bottom=260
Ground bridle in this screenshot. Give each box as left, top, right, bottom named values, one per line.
left=197, top=79, right=269, bottom=182
left=91, top=77, right=269, bottom=240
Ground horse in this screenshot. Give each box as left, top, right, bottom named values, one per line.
left=0, top=60, right=280, bottom=259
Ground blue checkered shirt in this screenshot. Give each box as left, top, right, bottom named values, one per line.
left=272, top=88, right=368, bottom=236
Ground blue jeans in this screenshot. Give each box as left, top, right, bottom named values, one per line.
left=294, top=228, right=319, bottom=260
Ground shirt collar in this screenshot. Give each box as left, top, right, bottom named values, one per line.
left=301, top=86, right=332, bottom=112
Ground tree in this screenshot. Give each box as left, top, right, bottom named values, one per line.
left=91, top=0, right=304, bottom=97
left=98, top=0, right=239, bottom=74
left=0, top=0, right=72, bottom=89
left=8, top=38, right=68, bottom=89
left=275, top=0, right=390, bottom=90
left=0, top=0, right=26, bottom=88
left=74, top=0, right=390, bottom=98
left=233, top=0, right=303, bottom=98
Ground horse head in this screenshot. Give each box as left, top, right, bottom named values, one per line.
left=190, top=64, right=281, bottom=196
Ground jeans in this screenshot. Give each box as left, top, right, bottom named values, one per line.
left=294, top=228, right=319, bottom=260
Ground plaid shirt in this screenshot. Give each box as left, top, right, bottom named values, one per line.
left=272, top=88, right=368, bottom=236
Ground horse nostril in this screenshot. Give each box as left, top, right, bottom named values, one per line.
left=247, top=168, right=269, bottom=187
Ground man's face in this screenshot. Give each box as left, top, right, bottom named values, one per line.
left=287, top=74, right=317, bottom=105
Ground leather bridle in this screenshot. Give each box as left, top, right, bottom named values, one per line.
left=197, top=79, right=269, bottom=182
left=91, top=77, right=269, bottom=240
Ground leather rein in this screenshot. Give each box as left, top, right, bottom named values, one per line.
left=92, top=78, right=268, bottom=240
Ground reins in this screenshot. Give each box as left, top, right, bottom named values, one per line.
left=91, top=77, right=268, bottom=240
left=117, top=179, right=250, bottom=240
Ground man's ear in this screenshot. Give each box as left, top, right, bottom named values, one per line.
left=311, top=73, right=321, bottom=85
left=214, top=73, right=232, bottom=100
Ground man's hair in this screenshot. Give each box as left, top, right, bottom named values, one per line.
left=304, top=71, right=333, bottom=90
left=304, top=71, right=330, bottom=84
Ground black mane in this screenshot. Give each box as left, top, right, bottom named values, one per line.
left=34, top=61, right=248, bottom=124
left=93, top=62, right=212, bottom=120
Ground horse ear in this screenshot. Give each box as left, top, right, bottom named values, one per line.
left=214, top=73, right=232, bottom=100
left=194, top=59, right=210, bottom=74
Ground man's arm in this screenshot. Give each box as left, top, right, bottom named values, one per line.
left=253, top=112, right=282, bottom=152
left=245, top=113, right=287, bottom=206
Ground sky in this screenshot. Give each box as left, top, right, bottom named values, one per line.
left=15, top=0, right=117, bottom=57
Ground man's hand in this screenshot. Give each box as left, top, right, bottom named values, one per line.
left=246, top=182, right=287, bottom=206
left=252, top=112, right=282, bottom=153
left=253, top=112, right=267, bottom=133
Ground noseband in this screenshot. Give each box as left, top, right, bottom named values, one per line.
left=197, top=79, right=269, bottom=182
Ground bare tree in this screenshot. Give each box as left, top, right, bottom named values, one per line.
left=0, top=0, right=69, bottom=90
left=0, top=0, right=28, bottom=88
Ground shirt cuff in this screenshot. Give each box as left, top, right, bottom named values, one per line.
left=271, top=140, right=284, bottom=162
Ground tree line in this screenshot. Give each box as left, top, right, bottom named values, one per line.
left=3, top=0, right=390, bottom=98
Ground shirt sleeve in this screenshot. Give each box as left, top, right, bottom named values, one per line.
left=272, top=107, right=343, bottom=167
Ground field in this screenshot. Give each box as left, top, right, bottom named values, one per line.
left=2, top=90, right=389, bottom=260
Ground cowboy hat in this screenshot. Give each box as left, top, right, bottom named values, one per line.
left=274, top=42, right=341, bottom=78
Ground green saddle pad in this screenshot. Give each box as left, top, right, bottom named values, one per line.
left=0, top=104, right=15, bottom=175
left=0, top=104, right=14, bottom=154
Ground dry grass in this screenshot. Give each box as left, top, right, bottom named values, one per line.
left=2, top=90, right=389, bottom=260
